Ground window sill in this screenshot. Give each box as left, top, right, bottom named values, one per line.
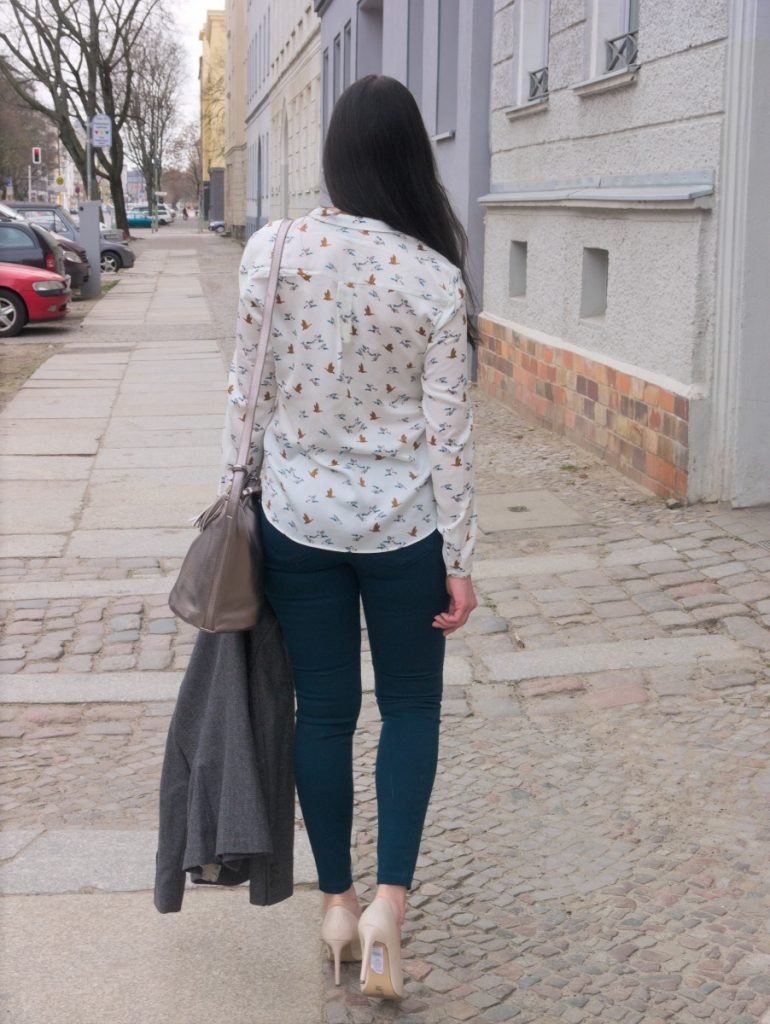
left=431, top=130, right=456, bottom=143
left=579, top=314, right=607, bottom=328
left=573, top=65, right=640, bottom=97
left=504, top=97, right=549, bottom=122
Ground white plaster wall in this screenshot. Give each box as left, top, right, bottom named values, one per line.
left=267, top=0, right=322, bottom=219
left=484, top=207, right=714, bottom=386
left=485, top=0, right=728, bottom=389
left=224, top=0, right=247, bottom=232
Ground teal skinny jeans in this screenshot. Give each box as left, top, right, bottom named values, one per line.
left=259, top=506, right=446, bottom=892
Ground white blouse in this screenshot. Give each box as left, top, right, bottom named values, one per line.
left=218, top=207, right=476, bottom=578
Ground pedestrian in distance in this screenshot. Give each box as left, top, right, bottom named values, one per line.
left=182, top=206, right=189, bottom=220
left=218, top=73, right=478, bottom=1001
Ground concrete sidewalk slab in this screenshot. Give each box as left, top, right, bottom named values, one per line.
left=104, top=415, right=222, bottom=432
left=0, top=827, right=316, bottom=894
left=78, top=504, right=206, bottom=529
left=0, top=670, right=182, bottom=703
left=99, top=429, right=220, bottom=448
left=3, top=395, right=115, bottom=419
left=0, top=890, right=324, bottom=1024
left=0, top=421, right=105, bottom=455
left=94, top=446, right=217, bottom=469
left=89, top=466, right=214, bottom=486
left=0, top=455, right=92, bottom=480
left=484, top=634, right=751, bottom=682
left=112, top=399, right=225, bottom=417
left=0, top=533, right=67, bottom=557
left=0, top=480, right=86, bottom=534
left=474, top=551, right=598, bottom=579
left=0, top=575, right=175, bottom=603
left=0, top=573, right=175, bottom=602
left=66, top=526, right=194, bottom=558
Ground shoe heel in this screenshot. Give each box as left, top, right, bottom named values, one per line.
left=326, top=937, right=347, bottom=986
left=359, top=928, right=375, bottom=985
left=358, top=903, right=403, bottom=1000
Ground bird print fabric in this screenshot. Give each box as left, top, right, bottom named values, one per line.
left=218, top=207, right=476, bottom=577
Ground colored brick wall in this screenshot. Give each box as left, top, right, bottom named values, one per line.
left=477, top=315, right=689, bottom=501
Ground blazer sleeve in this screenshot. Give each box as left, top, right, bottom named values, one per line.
left=153, top=727, right=191, bottom=913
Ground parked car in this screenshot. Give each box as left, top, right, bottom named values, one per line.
left=51, top=235, right=90, bottom=291
left=158, top=203, right=176, bottom=223
left=127, top=206, right=153, bottom=228
left=0, top=218, right=66, bottom=279
left=100, top=240, right=135, bottom=273
left=2, top=203, right=135, bottom=275
left=2, top=201, right=124, bottom=243
left=0, top=261, right=70, bottom=337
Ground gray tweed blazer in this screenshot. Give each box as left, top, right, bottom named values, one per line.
left=153, top=609, right=295, bottom=912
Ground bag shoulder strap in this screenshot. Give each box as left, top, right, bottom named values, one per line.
left=230, top=217, right=293, bottom=498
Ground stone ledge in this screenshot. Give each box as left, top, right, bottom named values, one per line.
left=484, top=635, right=751, bottom=682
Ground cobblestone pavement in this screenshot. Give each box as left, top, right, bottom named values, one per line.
left=1, top=228, right=769, bottom=1024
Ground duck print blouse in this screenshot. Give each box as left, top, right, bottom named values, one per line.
left=218, top=207, right=476, bottom=578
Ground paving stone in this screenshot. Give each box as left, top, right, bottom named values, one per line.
left=0, top=723, right=26, bottom=738
left=147, top=618, right=177, bottom=634
left=99, top=655, right=137, bottom=671
left=722, top=616, right=770, bottom=650
left=83, top=722, right=132, bottom=735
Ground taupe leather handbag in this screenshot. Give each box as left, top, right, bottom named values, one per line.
left=168, top=218, right=292, bottom=633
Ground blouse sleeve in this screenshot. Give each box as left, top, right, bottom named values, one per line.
left=421, top=275, right=477, bottom=577
left=217, top=233, right=278, bottom=497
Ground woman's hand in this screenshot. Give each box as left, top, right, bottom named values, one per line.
left=433, top=576, right=478, bottom=637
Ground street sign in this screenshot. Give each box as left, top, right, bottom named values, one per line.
left=91, top=114, right=112, bottom=148
left=55, top=175, right=64, bottom=186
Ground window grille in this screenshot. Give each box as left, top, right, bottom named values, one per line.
left=528, top=66, right=548, bottom=100
left=605, top=31, right=638, bottom=72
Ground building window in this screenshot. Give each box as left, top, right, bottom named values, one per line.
left=580, top=247, right=609, bottom=318
left=407, top=0, right=424, bottom=101
left=511, top=0, right=551, bottom=107
left=509, top=241, right=528, bottom=297
left=605, top=0, right=639, bottom=71
left=436, top=0, right=459, bottom=135
left=585, top=0, right=639, bottom=80
left=357, top=0, right=383, bottom=78
left=343, top=20, right=352, bottom=89
left=333, top=33, right=341, bottom=104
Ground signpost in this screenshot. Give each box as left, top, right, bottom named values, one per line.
left=86, top=114, right=112, bottom=200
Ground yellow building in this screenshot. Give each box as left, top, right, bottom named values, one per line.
left=199, top=10, right=226, bottom=220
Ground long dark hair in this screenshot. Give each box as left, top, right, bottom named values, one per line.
left=322, top=74, right=477, bottom=345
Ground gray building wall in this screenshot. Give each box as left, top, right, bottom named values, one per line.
left=478, top=0, right=770, bottom=506
left=313, top=0, right=492, bottom=309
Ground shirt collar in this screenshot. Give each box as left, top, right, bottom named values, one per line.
left=308, top=206, right=403, bottom=236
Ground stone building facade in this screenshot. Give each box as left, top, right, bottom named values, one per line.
left=479, top=0, right=770, bottom=505
left=224, top=0, right=248, bottom=238
left=244, top=0, right=322, bottom=237
left=313, top=0, right=493, bottom=313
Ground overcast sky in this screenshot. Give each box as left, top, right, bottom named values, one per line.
left=174, top=0, right=225, bottom=125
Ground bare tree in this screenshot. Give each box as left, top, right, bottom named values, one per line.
left=0, top=70, right=57, bottom=199
left=167, top=121, right=203, bottom=208
left=123, top=19, right=185, bottom=218
left=0, top=0, right=163, bottom=231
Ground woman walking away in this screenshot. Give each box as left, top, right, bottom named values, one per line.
left=218, top=74, right=478, bottom=1000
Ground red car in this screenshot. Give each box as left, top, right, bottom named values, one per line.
left=0, top=261, right=71, bottom=337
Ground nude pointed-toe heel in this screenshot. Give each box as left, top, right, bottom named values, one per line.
left=358, top=897, right=404, bottom=1000
left=321, top=901, right=362, bottom=986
